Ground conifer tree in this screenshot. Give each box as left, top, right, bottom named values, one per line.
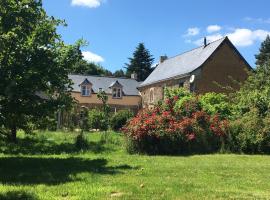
left=125, top=43, right=154, bottom=81
left=255, top=35, right=270, bottom=66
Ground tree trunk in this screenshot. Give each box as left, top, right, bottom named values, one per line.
left=10, top=125, right=17, bottom=143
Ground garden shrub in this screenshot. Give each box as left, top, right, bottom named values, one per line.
left=122, top=91, right=229, bottom=155
left=110, top=110, right=134, bottom=131
left=75, top=132, right=88, bottom=150
left=228, top=108, right=270, bottom=154
left=199, top=93, right=232, bottom=119
left=88, top=109, right=108, bottom=131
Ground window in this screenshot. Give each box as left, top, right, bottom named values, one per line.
left=81, top=85, right=91, bottom=96
left=112, top=88, right=122, bottom=98
left=149, top=88, right=154, bottom=103
left=179, top=82, right=184, bottom=87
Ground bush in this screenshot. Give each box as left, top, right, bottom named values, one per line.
left=75, top=132, right=89, bottom=150
left=199, top=93, right=232, bottom=119
left=110, top=110, right=134, bottom=131
left=122, top=93, right=228, bottom=155
left=88, top=109, right=108, bottom=131
left=228, top=108, right=270, bottom=154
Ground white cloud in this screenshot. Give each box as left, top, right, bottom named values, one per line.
left=193, top=34, right=223, bottom=46
left=82, top=51, right=104, bottom=63
left=184, top=27, right=200, bottom=37
left=227, top=29, right=270, bottom=47
left=244, top=17, right=270, bottom=24
left=71, top=0, right=103, bottom=8
left=207, top=25, right=222, bottom=33
left=192, top=28, right=270, bottom=47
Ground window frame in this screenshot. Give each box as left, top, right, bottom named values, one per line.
left=112, top=87, right=122, bottom=99
left=81, top=84, right=91, bottom=97
left=149, top=88, right=154, bottom=103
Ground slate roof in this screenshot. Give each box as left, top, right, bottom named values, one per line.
left=140, top=37, right=227, bottom=87
left=69, top=75, right=140, bottom=96
left=109, top=80, right=123, bottom=88
left=79, top=78, right=92, bottom=86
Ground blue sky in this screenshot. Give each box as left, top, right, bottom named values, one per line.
left=43, top=0, right=270, bottom=72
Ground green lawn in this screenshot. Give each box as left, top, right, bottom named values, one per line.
left=0, top=131, right=270, bottom=200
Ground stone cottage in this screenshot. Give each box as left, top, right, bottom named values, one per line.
left=138, top=36, right=252, bottom=108
left=69, top=74, right=141, bottom=112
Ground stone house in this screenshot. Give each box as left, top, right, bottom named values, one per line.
left=138, top=36, right=252, bottom=108
left=69, top=74, right=141, bottom=112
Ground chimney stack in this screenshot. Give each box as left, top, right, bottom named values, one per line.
left=204, top=37, right=207, bottom=47
left=131, top=72, right=138, bottom=80
left=159, top=55, right=168, bottom=63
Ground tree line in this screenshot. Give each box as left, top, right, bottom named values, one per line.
left=73, top=43, right=154, bottom=82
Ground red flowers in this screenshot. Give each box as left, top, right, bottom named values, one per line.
left=122, top=93, right=229, bottom=154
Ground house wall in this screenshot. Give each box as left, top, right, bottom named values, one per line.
left=71, top=92, right=141, bottom=112
left=139, top=40, right=250, bottom=108
left=139, top=77, right=190, bottom=108
left=194, top=42, right=250, bottom=94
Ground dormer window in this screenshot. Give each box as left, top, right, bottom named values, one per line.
left=80, top=78, right=92, bottom=97
left=109, top=80, right=123, bottom=99
left=112, top=88, right=122, bottom=98
left=81, top=85, right=91, bottom=96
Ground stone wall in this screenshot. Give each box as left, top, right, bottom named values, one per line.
left=195, top=41, right=250, bottom=94
left=140, top=77, right=190, bottom=108
left=139, top=40, right=250, bottom=108
left=71, top=92, right=142, bottom=113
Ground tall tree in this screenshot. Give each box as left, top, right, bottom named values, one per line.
left=255, top=35, right=270, bottom=66
left=125, top=43, right=154, bottom=81
left=0, top=0, right=82, bottom=142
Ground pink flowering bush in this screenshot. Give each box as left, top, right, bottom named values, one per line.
left=122, top=89, right=229, bottom=154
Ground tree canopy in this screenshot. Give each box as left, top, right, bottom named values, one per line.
left=0, top=0, right=82, bottom=141
left=125, top=43, right=154, bottom=81
left=255, top=35, right=270, bottom=66
left=73, top=59, right=113, bottom=76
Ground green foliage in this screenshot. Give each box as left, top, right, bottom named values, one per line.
left=110, top=110, right=134, bottom=131
left=97, top=91, right=110, bottom=131
left=73, top=59, right=113, bottom=76
left=199, top=93, right=232, bottom=119
left=255, top=35, right=270, bottom=66
left=0, top=0, right=82, bottom=141
left=234, top=62, right=270, bottom=117
left=229, top=60, right=270, bottom=153
left=164, top=87, right=192, bottom=100
left=228, top=108, right=270, bottom=154
left=88, top=109, right=108, bottom=131
left=125, top=43, right=154, bottom=81
left=113, top=69, right=126, bottom=77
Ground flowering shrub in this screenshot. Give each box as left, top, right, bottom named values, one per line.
left=122, top=90, right=229, bottom=154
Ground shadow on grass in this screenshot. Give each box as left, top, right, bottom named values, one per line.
left=0, top=191, right=37, bottom=200
left=0, top=136, right=110, bottom=155
left=0, top=157, right=137, bottom=185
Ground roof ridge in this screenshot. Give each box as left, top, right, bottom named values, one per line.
left=163, top=36, right=227, bottom=62
left=69, top=74, right=135, bottom=80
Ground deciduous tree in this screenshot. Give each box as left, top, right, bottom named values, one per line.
left=0, top=0, right=82, bottom=142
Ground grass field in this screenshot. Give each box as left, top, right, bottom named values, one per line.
left=0, top=131, right=270, bottom=200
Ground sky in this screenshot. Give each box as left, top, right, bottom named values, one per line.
left=43, top=0, right=270, bottom=72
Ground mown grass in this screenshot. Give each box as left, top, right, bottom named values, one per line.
left=0, top=131, right=270, bottom=199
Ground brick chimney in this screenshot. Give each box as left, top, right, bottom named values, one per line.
left=159, top=55, right=168, bottom=63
